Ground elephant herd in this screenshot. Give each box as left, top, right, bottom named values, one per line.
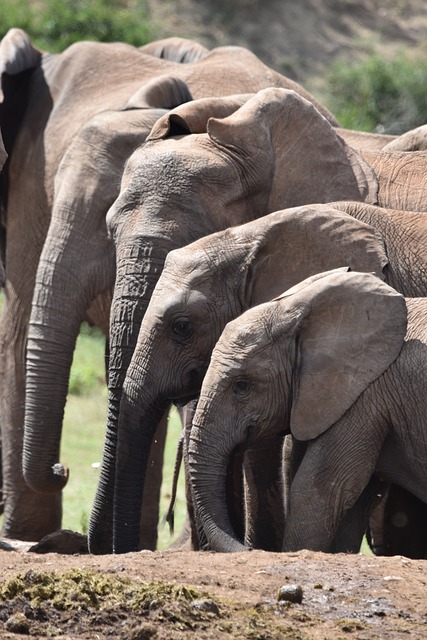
left=0, top=28, right=426, bottom=558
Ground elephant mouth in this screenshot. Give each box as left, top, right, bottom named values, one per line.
left=172, top=392, right=200, bottom=408
left=170, top=366, right=207, bottom=407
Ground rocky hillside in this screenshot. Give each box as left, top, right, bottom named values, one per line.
left=147, top=0, right=427, bottom=93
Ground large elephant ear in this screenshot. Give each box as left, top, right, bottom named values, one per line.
left=124, top=75, right=193, bottom=110
left=207, top=88, right=378, bottom=208
left=147, top=93, right=254, bottom=139
left=285, top=269, right=408, bottom=441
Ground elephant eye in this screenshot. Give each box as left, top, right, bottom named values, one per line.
left=233, top=378, right=251, bottom=396
left=171, top=317, right=194, bottom=340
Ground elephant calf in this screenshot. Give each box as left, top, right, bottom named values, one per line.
left=188, top=268, right=426, bottom=553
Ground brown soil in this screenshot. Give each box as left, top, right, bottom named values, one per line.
left=0, top=540, right=426, bottom=639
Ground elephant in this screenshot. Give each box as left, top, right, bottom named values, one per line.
left=188, top=268, right=426, bottom=553
left=112, top=200, right=426, bottom=553
left=88, top=85, right=384, bottom=554
left=0, top=29, right=334, bottom=544
left=90, top=83, right=427, bottom=554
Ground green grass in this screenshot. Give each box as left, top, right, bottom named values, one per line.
left=0, top=0, right=153, bottom=51
left=324, top=51, right=427, bottom=134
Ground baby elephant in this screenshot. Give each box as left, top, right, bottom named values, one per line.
left=188, top=268, right=426, bottom=553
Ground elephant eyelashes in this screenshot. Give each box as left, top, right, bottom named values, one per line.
left=232, top=378, right=251, bottom=396
left=171, top=318, right=194, bottom=340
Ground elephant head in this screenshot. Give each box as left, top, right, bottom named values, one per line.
left=188, top=268, right=408, bottom=552
left=106, top=202, right=388, bottom=553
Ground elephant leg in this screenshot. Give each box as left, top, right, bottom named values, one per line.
left=243, top=434, right=285, bottom=551
left=0, top=307, right=62, bottom=540
left=283, top=419, right=381, bottom=553
left=331, top=476, right=386, bottom=553
left=367, top=484, right=427, bottom=559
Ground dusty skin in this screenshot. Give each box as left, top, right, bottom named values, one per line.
left=0, top=538, right=426, bottom=639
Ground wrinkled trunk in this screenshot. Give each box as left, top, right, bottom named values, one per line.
left=113, top=382, right=170, bottom=553
left=22, top=227, right=112, bottom=495
left=88, top=239, right=171, bottom=554
left=188, top=423, right=247, bottom=553
left=23, top=300, right=82, bottom=494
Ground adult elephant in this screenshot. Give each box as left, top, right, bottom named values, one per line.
left=87, top=86, right=382, bottom=554
left=188, top=269, right=426, bottom=554
left=1, top=29, right=333, bottom=544
left=112, top=201, right=426, bottom=552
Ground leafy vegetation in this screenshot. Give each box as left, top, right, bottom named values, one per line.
left=0, top=0, right=153, bottom=51
left=325, top=51, right=427, bottom=134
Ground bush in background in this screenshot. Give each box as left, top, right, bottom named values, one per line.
left=325, top=52, right=427, bottom=134
left=0, top=0, right=152, bottom=51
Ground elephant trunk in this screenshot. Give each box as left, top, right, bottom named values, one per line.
left=88, top=238, right=170, bottom=554
left=112, top=371, right=169, bottom=553
left=23, top=283, right=84, bottom=494
left=188, top=419, right=248, bottom=553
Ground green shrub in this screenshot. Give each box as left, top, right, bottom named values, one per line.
left=325, top=52, right=427, bottom=134
left=0, top=0, right=153, bottom=51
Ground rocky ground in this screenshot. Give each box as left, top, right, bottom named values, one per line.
left=0, top=537, right=426, bottom=639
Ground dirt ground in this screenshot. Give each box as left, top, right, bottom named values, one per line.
left=0, top=537, right=426, bottom=639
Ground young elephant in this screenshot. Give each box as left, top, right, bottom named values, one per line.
left=114, top=205, right=389, bottom=552
left=115, top=200, right=426, bottom=552
left=188, top=269, right=426, bottom=553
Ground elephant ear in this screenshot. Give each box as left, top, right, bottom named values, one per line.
left=0, top=29, right=43, bottom=153
left=139, top=37, right=209, bottom=63
left=147, top=93, right=254, bottom=139
left=0, top=28, right=42, bottom=79
left=382, top=124, right=427, bottom=152
left=285, top=269, right=408, bottom=441
left=124, top=75, right=193, bottom=110
left=207, top=88, right=378, bottom=208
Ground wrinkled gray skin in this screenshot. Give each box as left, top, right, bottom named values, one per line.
left=120, top=205, right=389, bottom=551
left=119, top=201, right=426, bottom=552
left=0, top=30, right=335, bottom=548
left=101, top=82, right=427, bottom=555
left=99, top=86, right=379, bottom=554
left=189, top=269, right=426, bottom=553
left=3, top=29, right=302, bottom=543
